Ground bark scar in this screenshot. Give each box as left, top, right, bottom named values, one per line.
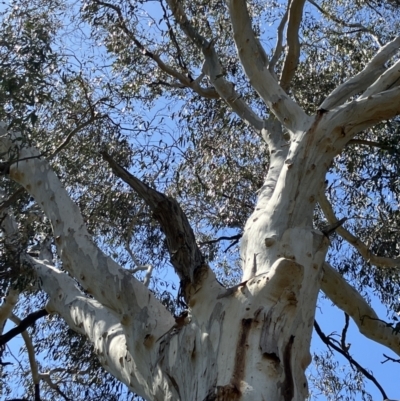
left=282, top=335, right=295, bottom=401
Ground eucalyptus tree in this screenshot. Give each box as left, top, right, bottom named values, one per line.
left=1, top=0, right=400, bottom=400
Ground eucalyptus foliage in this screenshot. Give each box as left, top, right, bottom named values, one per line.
left=0, top=0, right=400, bottom=399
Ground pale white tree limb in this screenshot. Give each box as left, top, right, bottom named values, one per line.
left=321, top=263, right=400, bottom=356
left=329, top=85, right=400, bottom=140
left=0, top=289, right=19, bottom=334
left=26, top=256, right=153, bottom=392
left=0, top=130, right=169, bottom=321
left=226, top=0, right=309, bottom=133
left=280, top=0, right=306, bottom=91
left=320, top=36, right=400, bottom=110
left=269, top=5, right=289, bottom=79
left=166, top=0, right=265, bottom=132
left=0, top=192, right=21, bottom=333
left=319, top=192, right=400, bottom=269
left=360, top=58, right=400, bottom=99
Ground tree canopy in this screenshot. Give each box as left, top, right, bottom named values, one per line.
left=0, top=0, right=400, bottom=400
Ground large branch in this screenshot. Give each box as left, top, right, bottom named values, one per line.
left=0, top=127, right=172, bottom=323
left=319, top=192, right=400, bottom=269
left=279, top=0, right=306, bottom=91
left=359, top=58, right=400, bottom=99
left=101, top=151, right=204, bottom=285
left=329, top=85, right=400, bottom=139
left=321, top=263, right=400, bottom=356
left=226, top=0, right=309, bottom=132
left=26, top=257, right=171, bottom=396
left=165, top=0, right=264, bottom=132
left=320, top=36, right=400, bottom=110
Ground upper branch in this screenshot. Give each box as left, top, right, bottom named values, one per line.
left=94, top=1, right=219, bottom=100
left=359, top=58, right=400, bottom=99
left=319, top=192, right=400, bottom=269
left=308, top=0, right=383, bottom=47
left=102, top=151, right=204, bottom=285
left=329, top=85, right=400, bottom=140
left=321, top=263, right=400, bottom=356
left=320, top=36, right=400, bottom=110
left=165, top=0, right=264, bottom=132
left=280, top=0, right=306, bottom=91
left=226, top=0, right=309, bottom=132
left=269, top=6, right=289, bottom=79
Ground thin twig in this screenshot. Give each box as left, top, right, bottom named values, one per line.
left=314, top=319, right=388, bottom=400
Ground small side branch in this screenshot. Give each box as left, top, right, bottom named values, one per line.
left=94, top=1, right=219, bottom=100
left=0, top=309, right=48, bottom=347
left=308, top=0, right=382, bottom=47
left=319, top=192, right=400, bottom=269
left=348, top=139, right=400, bottom=154
left=9, top=313, right=42, bottom=400
left=199, top=233, right=242, bottom=246
left=314, top=319, right=388, bottom=400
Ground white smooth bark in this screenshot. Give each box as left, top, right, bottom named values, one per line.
left=165, top=0, right=264, bottom=133
left=319, top=192, right=400, bottom=269
left=320, top=36, right=400, bottom=110
left=280, top=0, right=306, bottom=91
left=322, top=263, right=400, bottom=356
left=227, top=0, right=309, bottom=133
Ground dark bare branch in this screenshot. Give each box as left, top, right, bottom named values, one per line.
left=101, top=151, right=204, bottom=284
left=0, top=187, right=24, bottom=214
left=0, top=309, right=48, bottom=347
left=314, top=319, right=388, bottom=400
left=348, top=138, right=400, bottom=154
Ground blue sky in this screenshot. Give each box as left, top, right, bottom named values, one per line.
left=1, top=0, right=400, bottom=400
